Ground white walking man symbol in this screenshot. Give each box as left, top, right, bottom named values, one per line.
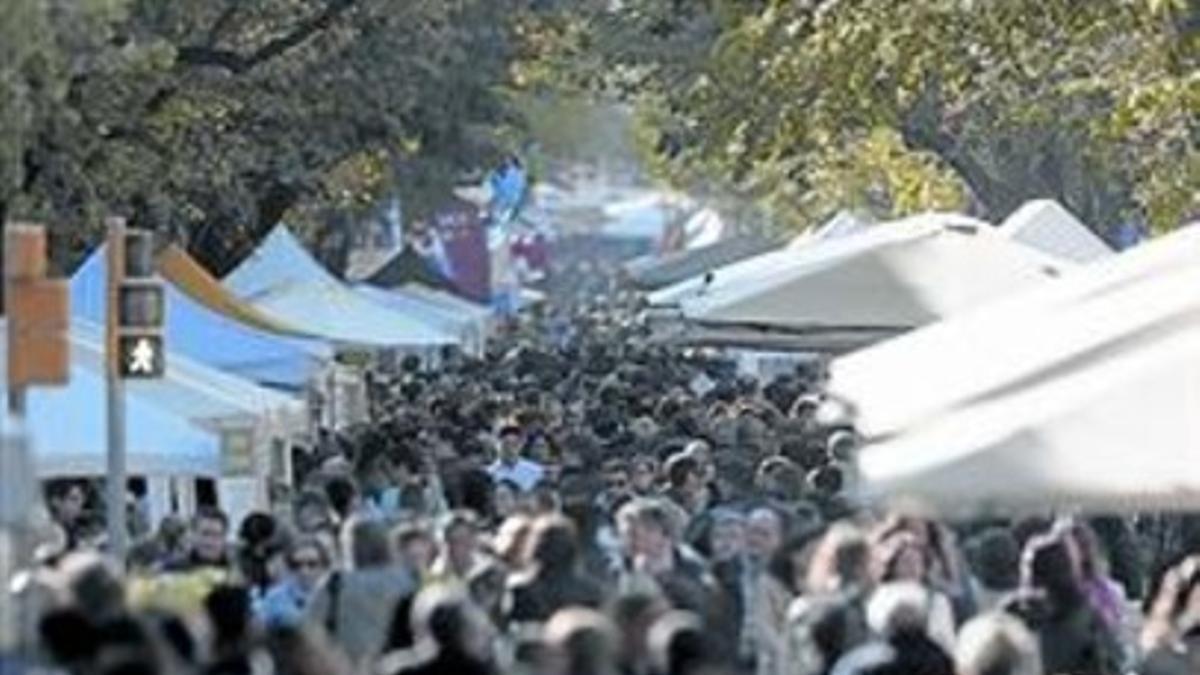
left=129, top=337, right=158, bottom=374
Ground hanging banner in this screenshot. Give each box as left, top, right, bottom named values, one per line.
left=220, top=429, right=256, bottom=477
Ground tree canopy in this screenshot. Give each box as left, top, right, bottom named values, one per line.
left=522, top=0, right=1198, bottom=235
left=1, top=0, right=530, bottom=275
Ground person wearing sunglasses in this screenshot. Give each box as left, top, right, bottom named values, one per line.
left=255, top=536, right=331, bottom=629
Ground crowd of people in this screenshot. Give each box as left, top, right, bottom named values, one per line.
left=11, top=260, right=1200, bottom=675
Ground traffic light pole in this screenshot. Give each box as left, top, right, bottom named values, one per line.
left=6, top=389, right=25, bottom=417
left=105, top=219, right=128, bottom=564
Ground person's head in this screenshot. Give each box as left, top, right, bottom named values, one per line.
left=806, top=522, right=871, bottom=594
left=544, top=608, right=621, bottom=675
left=647, top=611, right=718, bottom=675
left=1020, top=532, right=1083, bottom=609
left=287, top=536, right=332, bottom=592
left=360, top=455, right=394, bottom=495
left=323, top=476, right=360, bottom=522
left=204, top=583, right=252, bottom=651
left=393, top=521, right=438, bottom=575
left=966, top=528, right=1021, bottom=593
left=53, top=551, right=126, bottom=623
left=955, top=613, right=1043, bottom=675
left=629, top=455, right=658, bottom=494
left=190, top=507, right=229, bottom=564
left=498, top=425, right=525, bottom=463
left=528, top=514, right=582, bottom=574
left=493, top=479, right=521, bottom=520
left=46, top=481, right=86, bottom=525
left=617, top=499, right=679, bottom=561
left=877, top=534, right=932, bottom=585
left=755, top=457, right=805, bottom=502
left=611, top=591, right=671, bottom=670
left=343, top=516, right=392, bottom=570
left=602, top=459, right=631, bottom=496
left=442, top=511, right=480, bottom=572
left=683, top=440, right=715, bottom=483
left=866, top=581, right=936, bottom=638
left=665, top=453, right=704, bottom=496
left=410, top=586, right=493, bottom=661
left=746, top=507, right=785, bottom=564
left=787, top=596, right=869, bottom=674
left=156, top=515, right=187, bottom=554
left=294, top=490, right=334, bottom=534
left=826, top=430, right=858, bottom=463
left=707, top=509, right=746, bottom=564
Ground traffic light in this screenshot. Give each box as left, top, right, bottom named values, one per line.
left=5, top=224, right=70, bottom=389
left=114, top=228, right=165, bottom=379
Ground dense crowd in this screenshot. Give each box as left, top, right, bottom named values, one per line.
left=11, top=261, right=1200, bottom=675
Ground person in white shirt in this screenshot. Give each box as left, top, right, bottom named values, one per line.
left=486, top=424, right=545, bottom=492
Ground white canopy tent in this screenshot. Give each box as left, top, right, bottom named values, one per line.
left=828, top=223, right=1200, bottom=440
left=355, top=284, right=488, bottom=356
left=395, top=282, right=493, bottom=351
left=787, top=211, right=871, bottom=249
left=648, top=211, right=870, bottom=307
left=830, top=224, right=1200, bottom=514
left=999, top=199, right=1114, bottom=264
left=225, top=226, right=458, bottom=350
left=680, top=213, right=1070, bottom=333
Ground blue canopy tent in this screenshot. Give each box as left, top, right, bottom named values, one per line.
left=0, top=324, right=221, bottom=477
left=224, top=227, right=457, bottom=350
left=67, top=320, right=304, bottom=429
left=71, top=248, right=330, bottom=390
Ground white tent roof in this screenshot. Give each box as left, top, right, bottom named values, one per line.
left=397, top=283, right=492, bottom=322
left=828, top=223, right=1200, bottom=441
left=680, top=213, right=1070, bottom=332
left=787, top=210, right=871, bottom=248
left=648, top=211, right=870, bottom=307
left=225, top=227, right=457, bottom=349
left=837, top=226, right=1200, bottom=514
left=354, top=284, right=488, bottom=355
left=999, top=200, right=1114, bottom=264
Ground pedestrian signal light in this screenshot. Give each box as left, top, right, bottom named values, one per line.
left=117, top=333, right=165, bottom=379
left=113, top=227, right=165, bottom=380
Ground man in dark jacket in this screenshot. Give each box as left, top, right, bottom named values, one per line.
left=382, top=587, right=495, bottom=675
left=506, top=515, right=604, bottom=625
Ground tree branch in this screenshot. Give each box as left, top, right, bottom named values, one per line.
left=176, top=0, right=358, bottom=74
left=205, top=2, right=241, bottom=47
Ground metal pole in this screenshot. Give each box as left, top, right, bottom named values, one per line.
left=105, top=373, right=126, bottom=562
left=105, top=219, right=127, bottom=564
left=6, top=389, right=24, bottom=417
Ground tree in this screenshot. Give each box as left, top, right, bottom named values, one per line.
left=524, top=0, right=1198, bottom=235
left=1, top=0, right=530, bottom=279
